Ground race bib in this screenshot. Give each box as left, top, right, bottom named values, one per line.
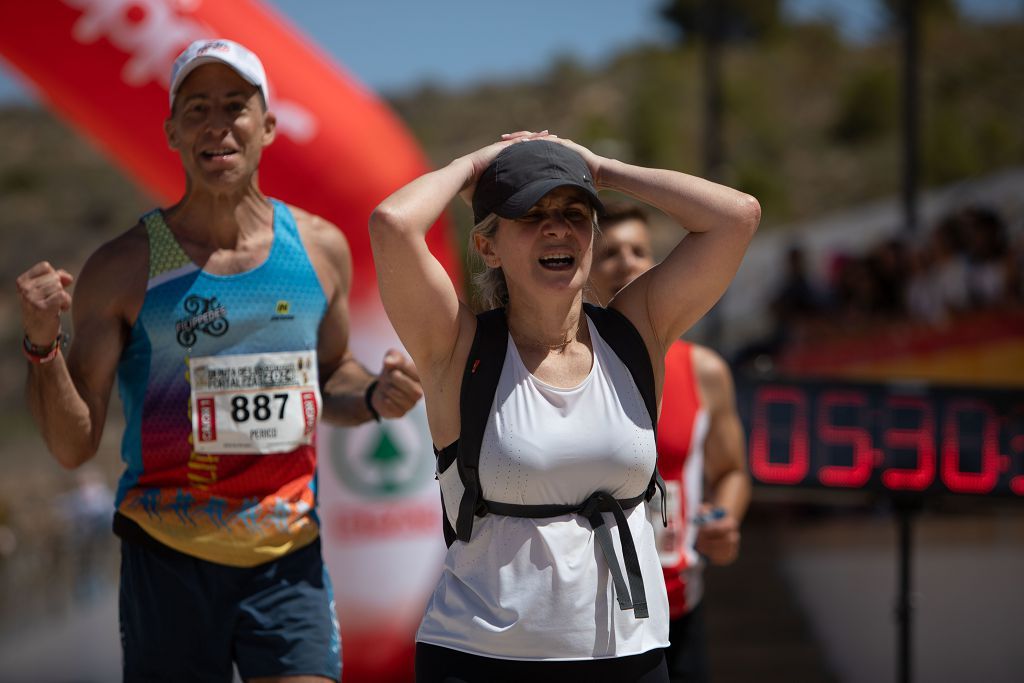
left=189, top=350, right=321, bottom=455
left=651, top=480, right=685, bottom=567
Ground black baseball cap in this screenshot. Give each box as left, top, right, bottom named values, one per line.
left=472, top=140, right=605, bottom=224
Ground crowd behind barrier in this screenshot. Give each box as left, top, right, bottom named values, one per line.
left=733, top=204, right=1024, bottom=372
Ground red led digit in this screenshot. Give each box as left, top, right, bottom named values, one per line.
left=750, top=386, right=809, bottom=485
left=1008, top=404, right=1024, bottom=496
left=881, top=395, right=936, bottom=491
left=940, top=399, right=999, bottom=494
left=817, top=390, right=873, bottom=488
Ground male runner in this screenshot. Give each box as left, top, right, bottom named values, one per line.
left=590, top=202, right=751, bottom=683
left=15, top=39, right=421, bottom=682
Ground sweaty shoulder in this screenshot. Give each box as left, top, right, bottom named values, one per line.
left=287, top=205, right=351, bottom=301
left=78, top=222, right=149, bottom=324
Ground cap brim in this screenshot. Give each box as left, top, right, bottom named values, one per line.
left=492, top=179, right=605, bottom=221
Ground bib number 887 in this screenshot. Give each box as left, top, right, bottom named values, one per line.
left=231, top=393, right=288, bottom=422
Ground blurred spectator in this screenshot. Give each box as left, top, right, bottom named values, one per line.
left=829, top=253, right=880, bottom=323
left=734, top=245, right=823, bottom=370
left=0, top=508, right=15, bottom=620
left=771, top=246, right=824, bottom=325
left=956, top=206, right=1014, bottom=307
left=0, top=500, right=17, bottom=570
left=751, top=203, right=1019, bottom=365
left=924, top=212, right=971, bottom=316
left=905, top=241, right=947, bottom=324
left=866, top=238, right=910, bottom=317
left=1008, top=229, right=1024, bottom=304
left=54, top=466, right=114, bottom=602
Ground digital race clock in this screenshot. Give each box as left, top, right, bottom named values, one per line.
left=734, top=378, right=1024, bottom=497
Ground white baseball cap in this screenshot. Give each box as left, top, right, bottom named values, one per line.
left=169, top=39, right=270, bottom=110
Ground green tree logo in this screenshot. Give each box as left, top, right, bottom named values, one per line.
left=366, top=428, right=405, bottom=494
left=327, top=418, right=432, bottom=498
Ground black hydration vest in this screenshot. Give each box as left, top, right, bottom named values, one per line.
left=435, top=302, right=666, bottom=619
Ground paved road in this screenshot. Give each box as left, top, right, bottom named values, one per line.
left=0, top=587, right=120, bottom=683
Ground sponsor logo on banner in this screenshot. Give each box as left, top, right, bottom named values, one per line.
left=61, top=0, right=317, bottom=141
left=322, top=409, right=443, bottom=546
left=63, top=0, right=205, bottom=86
left=328, top=416, right=432, bottom=499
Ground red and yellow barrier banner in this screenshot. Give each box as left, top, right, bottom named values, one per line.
left=777, top=309, right=1024, bottom=387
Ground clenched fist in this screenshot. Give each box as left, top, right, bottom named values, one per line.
left=370, top=348, right=423, bottom=419
left=16, top=262, right=73, bottom=346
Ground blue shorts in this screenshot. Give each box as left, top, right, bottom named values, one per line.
left=119, top=537, right=341, bottom=682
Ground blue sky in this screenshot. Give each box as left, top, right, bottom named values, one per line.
left=0, top=0, right=1019, bottom=102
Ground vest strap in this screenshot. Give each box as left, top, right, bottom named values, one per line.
left=485, top=490, right=649, bottom=619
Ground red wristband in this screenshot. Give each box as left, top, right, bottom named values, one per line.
left=22, top=333, right=62, bottom=365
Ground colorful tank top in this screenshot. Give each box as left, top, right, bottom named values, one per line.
left=114, top=200, right=327, bottom=567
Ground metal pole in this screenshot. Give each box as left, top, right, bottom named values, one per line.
left=700, top=0, right=725, bottom=348
left=894, top=495, right=920, bottom=683
left=701, top=0, right=723, bottom=183
left=902, top=0, right=920, bottom=235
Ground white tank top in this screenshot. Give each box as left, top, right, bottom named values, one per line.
left=419, top=317, right=670, bottom=660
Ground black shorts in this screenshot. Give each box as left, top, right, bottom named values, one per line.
left=119, top=537, right=341, bottom=682
left=415, top=642, right=669, bottom=683
left=664, top=601, right=709, bottom=683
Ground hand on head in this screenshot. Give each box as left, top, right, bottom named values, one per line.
left=457, top=130, right=549, bottom=207
left=499, top=130, right=549, bottom=142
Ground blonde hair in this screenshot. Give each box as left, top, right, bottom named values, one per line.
left=468, top=208, right=601, bottom=312
left=468, top=213, right=508, bottom=312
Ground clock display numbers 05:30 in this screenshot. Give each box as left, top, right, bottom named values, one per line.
left=735, top=379, right=1024, bottom=497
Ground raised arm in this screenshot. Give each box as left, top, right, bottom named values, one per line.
left=368, top=137, right=532, bottom=371
left=17, top=231, right=144, bottom=469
